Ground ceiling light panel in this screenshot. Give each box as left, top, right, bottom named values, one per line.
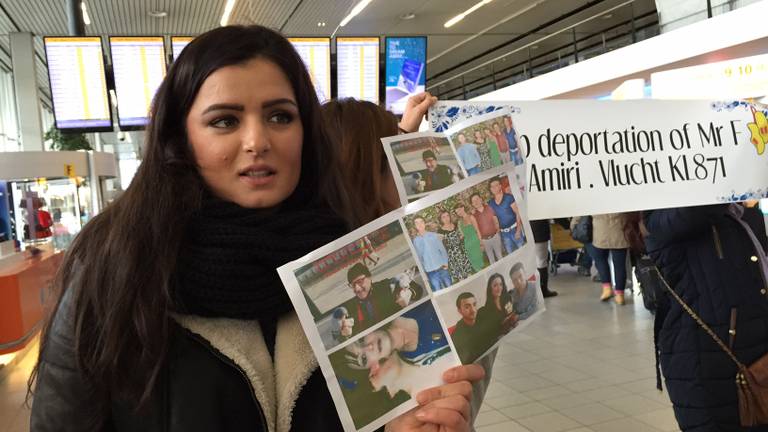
left=340, top=0, right=373, bottom=27
left=445, top=0, right=494, bottom=28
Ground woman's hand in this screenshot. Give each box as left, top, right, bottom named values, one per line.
left=385, top=364, right=485, bottom=432
left=399, top=92, right=438, bottom=133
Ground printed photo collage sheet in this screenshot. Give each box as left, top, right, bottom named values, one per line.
left=278, top=105, right=543, bottom=432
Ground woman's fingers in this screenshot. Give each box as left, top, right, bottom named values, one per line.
left=416, top=394, right=471, bottom=429
left=416, top=380, right=473, bottom=405
left=443, top=363, right=485, bottom=384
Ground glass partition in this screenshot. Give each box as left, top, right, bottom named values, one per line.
left=8, top=178, right=84, bottom=251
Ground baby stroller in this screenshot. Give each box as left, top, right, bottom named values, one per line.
left=549, top=219, right=588, bottom=276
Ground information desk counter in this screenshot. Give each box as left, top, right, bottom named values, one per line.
left=0, top=249, right=63, bottom=355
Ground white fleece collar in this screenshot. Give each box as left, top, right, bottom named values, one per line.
left=173, top=313, right=318, bottom=432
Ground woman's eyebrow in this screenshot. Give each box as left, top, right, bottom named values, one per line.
left=202, top=103, right=244, bottom=115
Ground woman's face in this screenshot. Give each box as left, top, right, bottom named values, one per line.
left=440, top=212, right=451, bottom=225
left=491, top=276, right=504, bottom=298
left=186, top=58, right=303, bottom=209
left=474, top=131, right=483, bottom=141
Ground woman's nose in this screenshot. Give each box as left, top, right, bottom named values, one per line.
left=242, top=120, right=270, bottom=156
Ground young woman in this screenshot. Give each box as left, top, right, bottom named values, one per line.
left=482, top=128, right=502, bottom=168
left=572, top=213, right=630, bottom=305
left=437, top=210, right=475, bottom=282
left=473, top=129, right=493, bottom=171
left=477, top=274, right=518, bottom=338
left=454, top=204, right=484, bottom=272
left=29, top=26, right=479, bottom=432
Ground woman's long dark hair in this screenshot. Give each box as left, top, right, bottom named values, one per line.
left=28, top=25, right=355, bottom=424
left=484, top=273, right=511, bottom=309
left=320, top=98, right=400, bottom=225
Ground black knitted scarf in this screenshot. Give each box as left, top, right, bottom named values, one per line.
left=172, top=197, right=348, bottom=320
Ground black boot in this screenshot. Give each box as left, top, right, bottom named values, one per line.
left=538, top=267, right=558, bottom=297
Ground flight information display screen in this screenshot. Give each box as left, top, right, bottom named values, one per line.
left=336, top=37, right=379, bottom=103
left=289, top=37, right=332, bottom=103
left=385, top=37, right=427, bottom=115
left=109, top=36, right=167, bottom=128
left=43, top=37, right=112, bottom=131
left=171, top=36, right=194, bottom=60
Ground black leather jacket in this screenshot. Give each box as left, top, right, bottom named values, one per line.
left=30, top=288, right=341, bottom=432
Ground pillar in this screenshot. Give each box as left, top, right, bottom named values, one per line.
left=9, top=32, right=43, bottom=152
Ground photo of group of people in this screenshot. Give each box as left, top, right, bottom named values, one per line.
left=435, top=262, right=541, bottom=363
left=382, top=133, right=466, bottom=204
left=294, top=220, right=427, bottom=350
left=403, top=174, right=527, bottom=292
left=278, top=166, right=542, bottom=432
left=447, top=110, right=525, bottom=176
left=328, top=301, right=457, bottom=430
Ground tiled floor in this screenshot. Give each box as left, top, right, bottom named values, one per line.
left=0, top=339, right=36, bottom=432
left=0, top=267, right=678, bottom=432
left=475, top=268, right=678, bottom=432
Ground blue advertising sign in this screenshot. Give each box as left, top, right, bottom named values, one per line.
left=385, top=37, right=427, bottom=115
left=0, top=182, right=10, bottom=242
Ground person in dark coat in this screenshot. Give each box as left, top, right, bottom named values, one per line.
left=644, top=203, right=768, bottom=432
left=530, top=219, right=558, bottom=297
left=416, top=150, right=455, bottom=192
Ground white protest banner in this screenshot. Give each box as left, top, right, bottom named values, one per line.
left=430, top=100, right=768, bottom=219
left=277, top=167, right=543, bottom=432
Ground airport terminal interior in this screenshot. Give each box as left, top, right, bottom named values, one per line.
left=1, top=0, right=767, bottom=431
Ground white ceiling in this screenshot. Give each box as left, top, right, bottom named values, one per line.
left=0, top=0, right=658, bottom=104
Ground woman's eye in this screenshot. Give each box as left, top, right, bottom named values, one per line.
left=210, top=117, right=238, bottom=128
left=268, top=112, right=294, bottom=124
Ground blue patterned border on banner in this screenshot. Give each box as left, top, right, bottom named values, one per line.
left=710, top=100, right=768, bottom=117
left=430, top=104, right=522, bottom=132
left=717, top=189, right=768, bottom=203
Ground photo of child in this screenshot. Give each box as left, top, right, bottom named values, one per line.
left=328, top=301, right=457, bottom=430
